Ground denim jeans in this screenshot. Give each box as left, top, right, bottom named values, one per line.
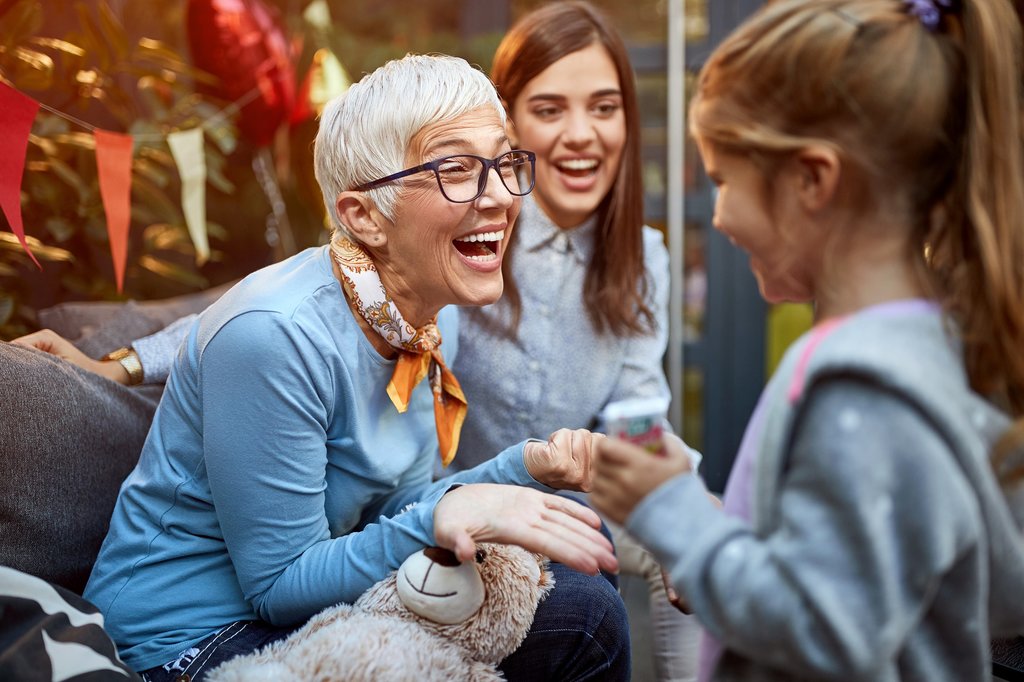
left=138, top=621, right=297, bottom=682
left=499, top=560, right=631, bottom=681
left=139, top=562, right=629, bottom=682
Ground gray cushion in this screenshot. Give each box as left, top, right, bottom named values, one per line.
left=38, top=281, right=234, bottom=358
left=0, top=343, right=160, bottom=594
left=0, top=282, right=234, bottom=594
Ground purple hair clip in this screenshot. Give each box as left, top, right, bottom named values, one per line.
left=904, top=0, right=952, bottom=30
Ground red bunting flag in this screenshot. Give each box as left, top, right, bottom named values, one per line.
left=94, top=130, right=134, bottom=293
left=0, top=81, right=41, bottom=268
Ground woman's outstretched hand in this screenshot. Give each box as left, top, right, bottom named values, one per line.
left=523, top=428, right=604, bottom=492
left=433, top=483, right=618, bottom=576
left=591, top=435, right=693, bottom=525
left=10, top=329, right=129, bottom=384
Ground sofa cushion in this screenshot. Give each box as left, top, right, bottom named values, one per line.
left=0, top=343, right=160, bottom=594
left=0, top=566, right=140, bottom=680
left=0, top=283, right=233, bottom=595
left=38, top=281, right=234, bottom=358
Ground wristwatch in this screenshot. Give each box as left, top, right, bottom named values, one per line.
left=103, top=346, right=145, bottom=386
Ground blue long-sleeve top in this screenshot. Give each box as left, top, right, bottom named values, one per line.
left=83, top=246, right=547, bottom=672
left=127, top=195, right=674, bottom=471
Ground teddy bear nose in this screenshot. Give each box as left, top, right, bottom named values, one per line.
left=424, top=546, right=461, bottom=566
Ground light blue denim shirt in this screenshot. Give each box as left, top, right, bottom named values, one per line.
left=449, top=194, right=672, bottom=472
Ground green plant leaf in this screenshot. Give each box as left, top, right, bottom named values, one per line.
left=11, top=45, right=54, bottom=89
left=136, top=75, right=170, bottom=117
left=142, top=222, right=193, bottom=252
left=96, top=0, right=129, bottom=61
left=0, top=296, right=13, bottom=325
left=74, top=1, right=111, bottom=70
left=44, top=156, right=90, bottom=201
left=0, top=1, right=44, bottom=51
left=53, top=131, right=96, bottom=150
left=138, top=254, right=208, bottom=288
left=44, top=216, right=76, bottom=242
left=28, top=37, right=86, bottom=57
left=133, top=157, right=170, bottom=188
left=131, top=174, right=182, bottom=224
left=0, top=232, right=74, bottom=262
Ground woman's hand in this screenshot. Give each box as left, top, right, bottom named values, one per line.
left=10, top=329, right=129, bottom=384
left=591, top=435, right=693, bottom=525
left=523, top=428, right=603, bottom=491
left=433, top=483, right=618, bottom=576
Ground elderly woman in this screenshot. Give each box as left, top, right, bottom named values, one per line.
left=82, top=54, right=627, bottom=681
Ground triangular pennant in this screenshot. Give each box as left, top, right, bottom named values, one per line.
left=0, top=82, right=41, bottom=268
left=93, top=130, right=134, bottom=292
left=167, top=128, right=209, bottom=265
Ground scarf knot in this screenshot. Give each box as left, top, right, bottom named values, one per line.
left=331, top=236, right=466, bottom=467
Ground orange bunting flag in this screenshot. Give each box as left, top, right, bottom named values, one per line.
left=94, top=130, right=134, bottom=292
left=0, top=81, right=41, bottom=268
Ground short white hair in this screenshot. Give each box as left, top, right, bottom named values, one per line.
left=314, top=53, right=506, bottom=234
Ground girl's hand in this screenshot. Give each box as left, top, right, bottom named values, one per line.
left=10, top=329, right=129, bottom=384
left=433, top=483, right=619, bottom=576
left=591, top=435, right=693, bottom=525
left=523, top=428, right=604, bottom=492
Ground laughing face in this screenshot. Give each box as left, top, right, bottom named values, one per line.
left=511, top=42, right=626, bottom=229
left=696, top=134, right=819, bottom=304
left=373, top=107, right=521, bottom=324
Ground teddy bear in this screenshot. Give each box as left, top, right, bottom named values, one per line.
left=206, top=543, right=554, bottom=682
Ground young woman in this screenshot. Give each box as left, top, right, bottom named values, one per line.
left=451, top=3, right=701, bottom=680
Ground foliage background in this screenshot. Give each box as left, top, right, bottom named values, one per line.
left=0, top=0, right=669, bottom=340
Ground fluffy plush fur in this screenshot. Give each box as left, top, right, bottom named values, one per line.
left=207, top=543, right=553, bottom=681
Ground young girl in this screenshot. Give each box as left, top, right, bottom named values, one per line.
left=592, top=0, right=1024, bottom=679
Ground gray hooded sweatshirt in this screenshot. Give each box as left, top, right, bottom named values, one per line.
left=628, top=301, right=1024, bottom=681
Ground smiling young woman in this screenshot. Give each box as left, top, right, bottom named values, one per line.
left=449, top=3, right=703, bottom=681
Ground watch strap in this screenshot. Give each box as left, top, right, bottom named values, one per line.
left=103, top=347, right=144, bottom=386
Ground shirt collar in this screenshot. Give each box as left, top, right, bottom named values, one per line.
left=514, top=193, right=597, bottom=265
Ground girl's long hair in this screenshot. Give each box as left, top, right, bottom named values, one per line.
left=690, top=0, right=1024, bottom=477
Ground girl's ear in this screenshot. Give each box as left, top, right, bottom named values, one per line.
left=335, top=192, right=389, bottom=247
left=793, top=145, right=841, bottom=212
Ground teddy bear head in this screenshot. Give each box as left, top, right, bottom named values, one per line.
left=354, top=543, right=553, bottom=664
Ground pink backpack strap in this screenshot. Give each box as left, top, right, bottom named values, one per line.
left=786, top=317, right=848, bottom=404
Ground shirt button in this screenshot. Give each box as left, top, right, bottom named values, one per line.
left=538, top=305, right=550, bottom=316
left=518, top=412, right=530, bottom=421
left=528, top=361, right=540, bottom=371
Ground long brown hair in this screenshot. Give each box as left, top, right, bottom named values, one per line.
left=691, top=0, right=1024, bottom=478
left=491, top=0, right=653, bottom=336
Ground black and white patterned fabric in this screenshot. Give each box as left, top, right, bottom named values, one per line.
left=0, top=566, right=139, bottom=681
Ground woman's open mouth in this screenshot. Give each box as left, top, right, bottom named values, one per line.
left=555, top=158, right=599, bottom=178
left=453, top=229, right=503, bottom=262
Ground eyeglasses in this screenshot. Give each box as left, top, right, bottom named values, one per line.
left=353, top=150, right=536, bottom=204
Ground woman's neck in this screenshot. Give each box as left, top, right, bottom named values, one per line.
left=330, top=253, right=436, bottom=359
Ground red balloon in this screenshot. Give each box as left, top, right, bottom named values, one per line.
left=187, top=0, right=296, bottom=147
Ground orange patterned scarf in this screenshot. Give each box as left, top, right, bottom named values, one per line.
left=330, top=235, right=467, bottom=467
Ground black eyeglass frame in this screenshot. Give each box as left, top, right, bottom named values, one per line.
left=352, top=150, right=537, bottom=204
